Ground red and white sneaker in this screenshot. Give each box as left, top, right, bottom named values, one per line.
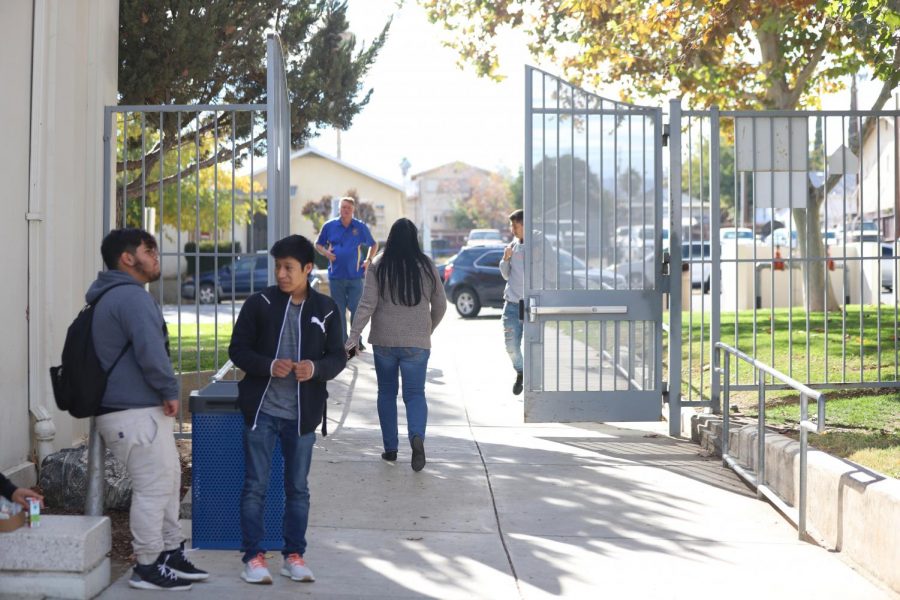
left=281, top=553, right=315, bottom=582
left=240, top=553, right=272, bottom=584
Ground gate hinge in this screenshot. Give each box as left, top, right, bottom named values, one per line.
left=662, top=124, right=670, bottom=147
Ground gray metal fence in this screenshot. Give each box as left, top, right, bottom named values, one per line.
left=667, top=103, right=900, bottom=412
left=100, top=34, right=291, bottom=437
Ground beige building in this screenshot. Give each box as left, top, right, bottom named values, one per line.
left=857, top=111, right=899, bottom=240
left=251, top=147, right=405, bottom=244
left=407, top=161, right=500, bottom=248
left=1, top=0, right=119, bottom=486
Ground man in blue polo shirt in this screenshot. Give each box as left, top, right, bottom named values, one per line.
left=315, top=197, right=378, bottom=347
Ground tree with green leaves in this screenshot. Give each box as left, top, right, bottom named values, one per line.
left=117, top=0, right=389, bottom=236
left=421, top=0, right=899, bottom=311
left=301, top=189, right=377, bottom=233
left=453, top=172, right=514, bottom=230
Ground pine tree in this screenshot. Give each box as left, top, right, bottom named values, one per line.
left=116, top=0, right=389, bottom=213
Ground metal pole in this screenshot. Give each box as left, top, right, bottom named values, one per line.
left=722, top=348, right=730, bottom=460
left=709, top=107, right=722, bottom=414
left=757, top=375, right=766, bottom=499
left=102, top=107, right=112, bottom=236
left=85, top=419, right=104, bottom=516
left=799, top=392, right=808, bottom=539
left=667, top=99, right=683, bottom=435
left=90, top=107, right=113, bottom=516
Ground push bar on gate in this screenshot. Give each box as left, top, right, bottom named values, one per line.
left=529, top=305, right=627, bottom=321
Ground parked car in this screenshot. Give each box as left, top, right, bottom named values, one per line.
left=763, top=228, right=798, bottom=249
left=616, top=223, right=657, bottom=261
left=719, top=227, right=756, bottom=245
left=443, top=246, right=507, bottom=317
left=444, top=243, right=625, bottom=318
left=616, top=241, right=712, bottom=291
left=181, top=254, right=268, bottom=304
left=465, top=228, right=504, bottom=247
left=430, top=238, right=459, bottom=260
left=881, top=244, right=894, bottom=292
left=832, top=221, right=880, bottom=245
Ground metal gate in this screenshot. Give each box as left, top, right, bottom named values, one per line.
left=523, top=68, right=666, bottom=422
left=99, top=34, right=291, bottom=434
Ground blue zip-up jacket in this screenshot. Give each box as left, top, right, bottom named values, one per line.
left=86, top=270, right=178, bottom=409
left=229, top=285, right=346, bottom=435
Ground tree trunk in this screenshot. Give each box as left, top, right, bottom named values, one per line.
left=793, top=186, right=840, bottom=312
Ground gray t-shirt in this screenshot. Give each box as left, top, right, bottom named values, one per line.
left=500, top=239, right=525, bottom=303
left=261, top=301, right=303, bottom=421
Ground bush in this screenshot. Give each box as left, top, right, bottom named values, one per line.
left=184, top=241, right=242, bottom=276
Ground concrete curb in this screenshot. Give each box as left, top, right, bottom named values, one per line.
left=688, top=411, right=900, bottom=595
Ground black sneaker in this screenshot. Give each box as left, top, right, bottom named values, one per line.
left=164, top=542, right=209, bottom=581
left=381, top=450, right=397, bottom=461
left=513, top=371, right=523, bottom=395
left=129, top=559, right=193, bottom=591
left=410, top=436, right=426, bottom=472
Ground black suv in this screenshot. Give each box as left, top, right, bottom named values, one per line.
left=443, top=242, right=626, bottom=318
left=442, top=245, right=506, bottom=318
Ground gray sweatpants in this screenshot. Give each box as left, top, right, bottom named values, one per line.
left=96, top=406, right=182, bottom=565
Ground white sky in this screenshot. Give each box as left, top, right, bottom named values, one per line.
left=307, top=1, right=893, bottom=187
left=309, top=1, right=546, bottom=185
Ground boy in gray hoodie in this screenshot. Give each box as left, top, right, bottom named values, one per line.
left=499, top=209, right=525, bottom=395
left=88, top=228, right=207, bottom=591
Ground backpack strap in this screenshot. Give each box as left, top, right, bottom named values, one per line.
left=106, top=341, right=133, bottom=376
left=89, top=281, right=134, bottom=307
left=90, top=281, right=137, bottom=376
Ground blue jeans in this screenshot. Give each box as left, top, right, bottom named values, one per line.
left=502, top=301, right=524, bottom=373
left=372, top=346, right=430, bottom=452
left=330, top=278, right=364, bottom=342
left=240, top=413, right=315, bottom=562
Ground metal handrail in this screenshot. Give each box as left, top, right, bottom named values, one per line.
left=211, top=360, right=236, bottom=382
left=715, top=342, right=826, bottom=541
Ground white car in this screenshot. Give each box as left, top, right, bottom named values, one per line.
left=465, top=228, right=504, bottom=247
left=720, top=227, right=756, bottom=245
left=763, top=228, right=798, bottom=249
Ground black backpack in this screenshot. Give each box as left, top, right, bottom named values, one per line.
left=49, top=283, right=132, bottom=418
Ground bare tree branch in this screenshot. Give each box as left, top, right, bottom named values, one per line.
left=115, top=110, right=245, bottom=174
left=115, top=129, right=265, bottom=202
left=785, top=28, right=832, bottom=107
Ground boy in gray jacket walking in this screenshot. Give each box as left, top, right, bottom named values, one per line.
left=500, top=209, right=525, bottom=395
left=89, top=228, right=207, bottom=591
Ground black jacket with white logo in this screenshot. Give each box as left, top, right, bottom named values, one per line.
left=229, top=285, right=346, bottom=435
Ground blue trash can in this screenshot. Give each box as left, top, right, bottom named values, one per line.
left=190, top=381, right=285, bottom=550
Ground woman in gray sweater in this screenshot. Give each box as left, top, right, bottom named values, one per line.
left=345, top=218, right=447, bottom=472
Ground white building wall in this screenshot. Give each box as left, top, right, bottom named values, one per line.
left=0, top=0, right=119, bottom=481
left=0, top=0, right=35, bottom=483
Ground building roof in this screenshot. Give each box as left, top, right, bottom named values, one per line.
left=411, top=161, right=491, bottom=180
left=253, top=146, right=404, bottom=192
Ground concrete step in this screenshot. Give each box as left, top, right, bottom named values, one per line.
left=0, top=515, right=111, bottom=599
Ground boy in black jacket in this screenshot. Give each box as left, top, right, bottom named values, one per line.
left=229, top=235, right=346, bottom=585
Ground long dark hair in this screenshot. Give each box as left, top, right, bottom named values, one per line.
left=376, top=218, right=436, bottom=306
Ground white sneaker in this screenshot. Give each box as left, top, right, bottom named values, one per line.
left=280, top=553, right=315, bottom=582
left=240, top=553, right=272, bottom=584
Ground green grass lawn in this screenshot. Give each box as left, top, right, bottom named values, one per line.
left=665, top=305, right=900, bottom=478
left=169, top=322, right=233, bottom=373
left=670, top=305, right=900, bottom=397
left=747, top=390, right=900, bottom=478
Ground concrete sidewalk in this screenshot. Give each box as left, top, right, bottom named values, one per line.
left=99, top=311, right=895, bottom=599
